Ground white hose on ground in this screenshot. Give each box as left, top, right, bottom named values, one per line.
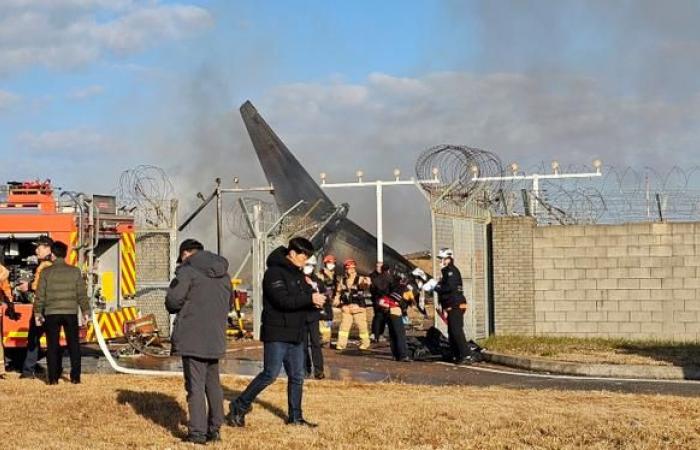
left=91, top=311, right=254, bottom=379
left=92, top=311, right=182, bottom=377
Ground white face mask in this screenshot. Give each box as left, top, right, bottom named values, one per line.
left=303, top=265, right=314, bottom=275
left=325, top=263, right=335, bottom=271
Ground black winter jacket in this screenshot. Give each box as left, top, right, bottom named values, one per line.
left=435, top=262, right=466, bottom=309
left=165, top=250, right=231, bottom=359
left=261, top=246, right=314, bottom=343
left=370, top=270, right=399, bottom=304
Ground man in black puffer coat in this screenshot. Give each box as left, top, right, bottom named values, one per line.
left=166, top=239, right=232, bottom=445
left=227, top=237, right=325, bottom=429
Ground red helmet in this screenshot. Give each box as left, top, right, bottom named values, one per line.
left=323, top=255, right=336, bottom=264
left=343, top=258, right=356, bottom=268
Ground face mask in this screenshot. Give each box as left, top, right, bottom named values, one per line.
left=303, top=265, right=314, bottom=275
left=325, top=263, right=335, bottom=271
left=417, top=280, right=424, bottom=289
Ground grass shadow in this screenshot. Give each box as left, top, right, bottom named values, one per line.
left=617, top=342, right=700, bottom=378
left=116, top=390, right=187, bottom=438
left=222, top=385, right=288, bottom=421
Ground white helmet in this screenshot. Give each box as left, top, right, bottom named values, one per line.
left=411, top=267, right=427, bottom=281
left=437, top=248, right=454, bottom=259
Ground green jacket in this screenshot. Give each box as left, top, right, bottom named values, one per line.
left=35, top=259, right=89, bottom=316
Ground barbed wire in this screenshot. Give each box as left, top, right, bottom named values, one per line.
left=490, top=164, right=700, bottom=224
left=117, top=165, right=175, bottom=228
left=414, top=145, right=700, bottom=224
left=227, top=197, right=280, bottom=239
left=415, top=144, right=504, bottom=202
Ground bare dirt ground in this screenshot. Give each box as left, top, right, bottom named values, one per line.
left=1, top=373, right=699, bottom=450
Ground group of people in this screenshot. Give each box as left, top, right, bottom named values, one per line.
left=301, top=247, right=473, bottom=373
left=166, top=236, right=471, bottom=444
left=0, top=237, right=89, bottom=384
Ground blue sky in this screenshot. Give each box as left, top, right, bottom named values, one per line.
left=2, top=1, right=700, bottom=253
left=1, top=1, right=475, bottom=157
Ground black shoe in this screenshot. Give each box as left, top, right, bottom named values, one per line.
left=225, top=401, right=251, bottom=427
left=71, top=379, right=81, bottom=384
left=206, top=430, right=221, bottom=442
left=398, top=356, right=412, bottom=362
left=182, top=434, right=207, bottom=445
left=47, top=380, right=59, bottom=385
left=314, top=372, right=325, bottom=380
left=455, top=356, right=473, bottom=365
left=286, top=418, right=318, bottom=428
left=19, top=373, right=35, bottom=380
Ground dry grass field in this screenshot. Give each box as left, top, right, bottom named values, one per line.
left=1, top=373, right=699, bottom=449
left=480, top=335, right=700, bottom=367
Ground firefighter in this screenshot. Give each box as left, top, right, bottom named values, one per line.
left=424, top=248, right=470, bottom=364
left=20, top=235, right=55, bottom=379
left=0, top=264, right=15, bottom=379
left=303, top=256, right=325, bottom=379
left=409, top=268, right=430, bottom=317
left=316, top=255, right=338, bottom=345
left=334, top=259, right=370, bottom=351
left=376, top=265, right=410, bottom=361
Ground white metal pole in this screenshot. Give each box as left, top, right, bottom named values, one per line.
left=532, top=174, right=539, bottom=216
left=252, top=203, right=262, bottom=340
left=376, top=181, right=383, bottom=263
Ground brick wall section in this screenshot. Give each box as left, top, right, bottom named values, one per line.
left=135, top=232, right=171, bottom=282
left=532, top=222, right=699, bottom=341
left=134, top=232, right=172, bottom=335
left=492, top=216, right=536, bottom=335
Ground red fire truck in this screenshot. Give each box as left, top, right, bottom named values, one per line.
left=0, top=180, right=136, bottom=349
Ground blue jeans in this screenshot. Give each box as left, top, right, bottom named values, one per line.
left=22, top=319, right=44, bottom=375
left=235, top=341, right=305, bottom=420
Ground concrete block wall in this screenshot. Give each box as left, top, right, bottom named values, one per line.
left=532, top=222, right=700, bottom=341
left=492, top=216, right=536, bottom=335
left=134, top=232, right=173, bottom=335
left=135, top=232, right=171, bottom=282
left=493, top=218, right=700, bottom=341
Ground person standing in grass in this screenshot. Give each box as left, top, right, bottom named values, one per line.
left=226, top=237, right=326, bottom=428
left=166, top=239, right=231, bottom=445
left=34, top=241, right=89, bottom=385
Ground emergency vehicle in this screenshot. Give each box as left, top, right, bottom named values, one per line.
left=0, top=180, right=137, bottom=349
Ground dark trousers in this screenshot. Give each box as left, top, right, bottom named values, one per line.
left=22, top=317, right=50, bottom=375
left=234, top=341, right=305, bottom=421
left=447, top=307, right=469, bottom=361
left=44, top=314, right=80, bottom=383
left=371, top=305, right=387, bottom=339
left=182, top=356, right=224, bottom=437
left=304, top=320, right=324, bottom=376
left=386, top=313, right=408, bottom=360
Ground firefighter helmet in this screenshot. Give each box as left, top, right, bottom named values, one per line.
left=437, top=248, right=454, bottom=259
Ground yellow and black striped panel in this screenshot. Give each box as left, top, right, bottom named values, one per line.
left=69, top=231, right=78, bottom=266
left=85, top=307, right=139, bottom=342
left=120, top=232, right=136, bottom=298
